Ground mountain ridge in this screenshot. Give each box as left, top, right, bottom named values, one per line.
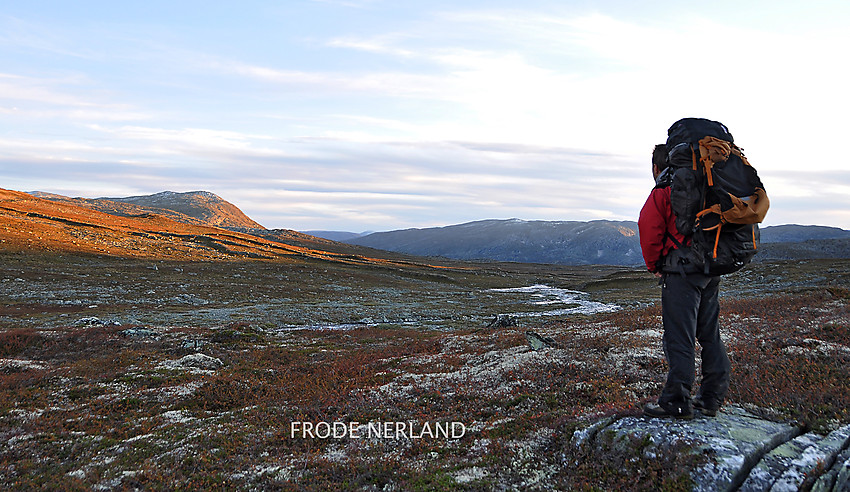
left=0, top=188, right=451, bottom=272
left=11, top=189, right=850, bottom=265
left=31, top=190, right=265, bottom=231
left=347, top=219, right=643, bottom=266
left=346, top=219, right=850, bottom=266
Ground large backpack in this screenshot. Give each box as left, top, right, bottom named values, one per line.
left=659, top=118, right=770, bottom=275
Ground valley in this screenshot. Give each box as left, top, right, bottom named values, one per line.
left=0, top=250, right=636, bottom=332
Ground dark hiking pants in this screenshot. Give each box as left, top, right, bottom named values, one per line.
left=659, top=272, right=730, bottom=406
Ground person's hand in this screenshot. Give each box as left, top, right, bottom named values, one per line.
left=653, top=272, right=662, bottom=278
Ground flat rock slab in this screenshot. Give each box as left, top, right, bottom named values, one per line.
left=576, top=406, right=850, bottom=491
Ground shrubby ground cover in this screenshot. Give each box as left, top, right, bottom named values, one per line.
left=1, top=253, right=848, bottom=490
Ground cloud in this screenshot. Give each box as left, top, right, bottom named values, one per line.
left=212, top=59, right=457, bottom=103
left=314, top=10, right=850, bottom=157
left=0, top=73, right=148, bottom=122
left=1, top=120, right=648, bottom=230
left=2, top=5, right=849, bottom=232
left=326, top=35, right=417, bottom=58
left=307, top=0, right=382, bottom=8
left=0, top=16, right=95, bottom=60
left=89, top=125, right=276, bottom=154
left=0, top=124, right=840, bottom=231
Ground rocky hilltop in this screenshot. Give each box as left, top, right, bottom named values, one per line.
left=32, top=190, right=264, bottom=230
left=581, top=407, right=850, bottom=491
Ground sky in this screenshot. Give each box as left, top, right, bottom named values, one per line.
left=1, top=0, right=849, bottom=232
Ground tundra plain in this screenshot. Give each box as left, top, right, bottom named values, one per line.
left=2, top=249, right=849, bottom=490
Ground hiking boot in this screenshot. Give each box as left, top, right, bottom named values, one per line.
left=643, top=401, right=694, bottom=420
left=693, top=396, right=720, bottom=417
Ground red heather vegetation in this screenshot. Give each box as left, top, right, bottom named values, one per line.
left=1, top=285, right=847, bottom=490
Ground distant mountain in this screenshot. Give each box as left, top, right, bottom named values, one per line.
left=347, top=219, right=643, bottom=266
left=756, top=238, right=850, bottom=261
left=346, top=220, right=850, bottom=266
left=31, top=190, right=264, bottom=230
left=302, top=230, right=369, bottom=242
left=21, top=189, right=850, bottom=265
left=759, top=225, right=850, bottom=243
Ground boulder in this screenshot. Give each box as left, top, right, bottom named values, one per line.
left=488, top=314, right=518, bottom=328
left=76, top=316, right=119, bottom=327
left=121, top=327, right=160, bottom=339
left=160, top=353, right=224, bottom=371
left=525, top=330, right=560, bottom=351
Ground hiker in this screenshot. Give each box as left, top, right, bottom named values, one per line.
left=637, top=143, right=729, bottom=419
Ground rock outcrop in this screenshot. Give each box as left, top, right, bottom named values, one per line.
left=159, top=353, right=224, bottom=372
left=32, top=190, right=265, bottom=230
left=574, top=406, right=850, bottom=491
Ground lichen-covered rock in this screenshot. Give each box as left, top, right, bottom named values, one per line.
left=159, top=353, right=224, bottom=371
left=768, top=424, right=850, bottom=491
left=812, top=446, right=850, bottom=492
left=121, top=327, right=160, bottom=339
left=575, top=410, right=850, bottom=492
left=832, top=451, right=850, bottom=491
left=0, top=358, right=48, bottom=372
left=606, top=406, right=803, bottom=492
left=569, top=416, right=616, bottom=450
left=739, top=433, right=823, bottom=491
left=77, top=316, right=119, bottom=327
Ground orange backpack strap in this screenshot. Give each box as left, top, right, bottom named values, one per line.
left=698, top=136, right=732, bottom=187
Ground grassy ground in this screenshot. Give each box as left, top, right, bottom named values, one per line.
left=1, top=252, right=849, bottom=490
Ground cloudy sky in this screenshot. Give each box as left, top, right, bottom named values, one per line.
left=1, top=0, right=848, bottom=232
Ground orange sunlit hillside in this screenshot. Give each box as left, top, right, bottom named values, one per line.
left=0, top=188, right=441, bottom=270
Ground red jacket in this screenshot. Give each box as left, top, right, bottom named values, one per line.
left=638, top=186, right=687, bottom=273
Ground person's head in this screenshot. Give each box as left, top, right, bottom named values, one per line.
left=652, top=144, right=667, bottom=179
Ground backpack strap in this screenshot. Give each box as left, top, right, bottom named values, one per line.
left=662, top=231, right=696, bottom=278
left=660, top=241, right=700, bottom=280
left=697, top=136, right=733, bottom=187
left=664, top=230, right=685, bottom=250
left=653, top=167, right=673, bottom=189
left=691, top=144, right=699, bottom=171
